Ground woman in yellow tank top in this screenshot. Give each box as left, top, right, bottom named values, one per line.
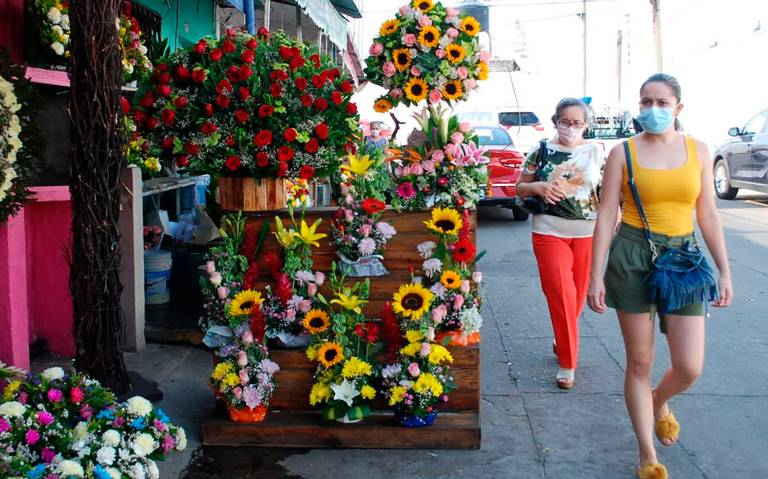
left=587, top=74, right=733, bottom=479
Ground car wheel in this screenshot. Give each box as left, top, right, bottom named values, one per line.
left=510, top=204, right=530, bottom=221
left=714, top=158, right=738, bottom=200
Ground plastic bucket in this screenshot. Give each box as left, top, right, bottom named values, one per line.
left=144, top=250, right=172, bottom=305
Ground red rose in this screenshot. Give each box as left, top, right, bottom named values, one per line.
left=299, top=165, right=315, bottom=179
left=155, top=63, right=169, bottom=73
left=120, top=96, right=131, bottom=114
left=157, top=72, right=172, bottom=85
left=191, top=68, right=207, bottom=83
left=361, top=198, right=386, bottom=215
left=176, top=155, right=190, bottom=168
left=173, top=96, right=188, bottom=109
left=346, top=102, right=358, bottom=115
left=344, top=141, right=357, bottom=154
left=365, top=323, right=380, bottom=343
left=300, top=94, right=313, bottom=108
left=239, top=64, right=252, bottom=79
left=241, top=48, right=255, bottom=63
left=174, top=65, right=190, bottom=82
left=278, top=146, right=294, bottom=162
left=340, top=80, right=353, bottom=93
left=226, top=65, right=240, bottom=82
left=156, top=85, right=171, bottom=97
left=277, top=161, right=289, bottom=178
left=226, top=135, right=236, bottom=147
left=354, top=324, right=365, bottom=338
left=161, top=136, right=174, bottom=150
left=290, top=47, right=301, bottom=58
left=437, top=176, right=449, bottom=187
left=215, top=94, right=230, bottom=109
left=284, top=128, right=297, bottom=142
left=457, top=197, right=466, bottom=207
left=245, top=38, right=258, bottom=49
left=314, top=98, right=328, bottom=112
left=305, top=138, right=319, bottom=153
left=326, top=68, right=340, bottom=80
left=311, top=74, right=325, bottom=89
left=257, top=27, right=270, bottom=39
left=295, top=77, right=308, bottom=91
left=193, top=40, right=207, bottom=54
left=309, top=53, right=320, bottom=68
left=160, top=109, right=175, bottom=126
left=221, top=39, right=236, bottom=53
left=225, top=155, right=241, bottom=171
left=225, top=28, right=237, bottom=38
left=209, top=48, right=223, bottom=62
left=253, top=130, right=273, bottom=147
left=258, top=104, right=274, bottom=118
left=146, top=117, right=159, bottom=130
left=330, top=91, right=342, bottom=105
left=314, top=122, right=329, bottom=140
left=269, top=69, right=287, bottom=83
left=203, top=103, right=214, bottom=117
left=234, top=109, right=249, bottom=124
left=279, top=46, right=293, bottom=60
left=238, top=87, right=250, bottom=100
left=216, top=79, right=233, bottom=94
left=184, top=143, right=200, bottom=155
left=256, top=152, right=269, bottom=167
left=289, top=56, right=305, bottom=70
left=133, top=110, right=147, bottom=124
left=270, top=83, right=283, bottom=97
left=200, top=122, right=217, bottom=135
left=139, top=92, right=154, bottom=109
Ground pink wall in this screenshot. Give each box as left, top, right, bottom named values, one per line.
left=0, top=212, right=31, bottom=370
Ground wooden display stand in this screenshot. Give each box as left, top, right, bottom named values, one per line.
left=201, top=209, right=481, bottom=449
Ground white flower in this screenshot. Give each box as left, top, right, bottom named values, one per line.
left=358, top=237, right=376, bottom=256
left=422, top=258, right=442, bottom=276
left=118, top=448, right=131, bottom=460
left=0, top=401, right=26, bottom=417
left=460, top=306, right=483, bottom=335
left=51, top=25, right=64, bottom=36
left=175, top=427, right=187, bottom=451
left=96, top=446, right=116, bottom=465
left=58, top=460, right=84, bottom=477
left=107, top=468, right=121, bottom=479
left=61, top=14, right=70, bottom=27
left=73, top=421, right=89, bottom=440
left=130, top=463, right=147, bottom=479
left=126, top=396, right=153, bottom=417
left=381, top=364, right=402, bottom=379
left=417, top=241, right=436, bottom=259
left=147, top=460, right=159, bottom=479
left=330, top=379, right=360, bottom=407
left=375, top=222, right=396, bottom=240
left=101, top=429, right=121, bottom=447
left=139, top=45, right=148, bottom=55
left=47, top=7, right=62, bottom=24
left=132, top=433, right=156, bottom=457
left=50, top=42, right=65, bottom=56
left=42, top=367, right=65, bottom=381
left=60, top=34, right=70, bottom=45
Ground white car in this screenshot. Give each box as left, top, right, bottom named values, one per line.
left=457, top=109, right=547, bottom=153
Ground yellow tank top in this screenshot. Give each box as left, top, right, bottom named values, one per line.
left=621, top=136, right=700, bottom=236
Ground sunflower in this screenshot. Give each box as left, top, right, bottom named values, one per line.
left=379, top=19, right=400, bottom=37
left=228, top=289, right=264, bottom=316
left=374, top=98, right=393, bottom=113
left=418, top=25, right=440, bottom=48
left=404, top=77, right=428, bottom=103
left=392, top=48, right=412, bottom=72
left=460, top=16, right=481, bottom=37
left=477, top=60, right=489, bottom=81
left=302, top=309, right=331, bottom=334
left=424, top=207, right=463, bottom=237
left=317, top=342, right=345, bottom=368
left=413, top=0, right=434, bottom=13
left=392, top=283, right=433, bottom=320
left=445, top=44, right=466, bottom=64
left=440, top=270, right=462, bottom=289
left=442, top=80, right=464, bottom=101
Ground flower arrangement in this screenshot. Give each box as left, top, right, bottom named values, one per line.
left=118, top=1, right=153, bottom=84
left=0, top=366, right=186, bottom=479
left=363, top=0, right=489, bottom=111
left=0, top=75, right=24, bottom=224
left=30, top=1, right=70, bottom=59
left=389, top=105, right=488, bottom=211
left=124, top=28, right=359, bottom=177
left=305, top=265, right=381, bottom=422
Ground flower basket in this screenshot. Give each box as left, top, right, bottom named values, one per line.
left=435, top=330, right=481, bottom=347
left=337, top=253, right=389, bottom=277
left=226, top=404, right=268, bottom=422
left=323, top=403, right=371, bottom=423
left=394, top=409, right=438, bottom=428
left=218, top=176, right=288, bottom=212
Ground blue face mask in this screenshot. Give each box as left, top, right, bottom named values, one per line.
left=637, top=107, right=675, bottom=134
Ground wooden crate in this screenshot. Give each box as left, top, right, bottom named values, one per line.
left=218, top=177, right=288, bottom=211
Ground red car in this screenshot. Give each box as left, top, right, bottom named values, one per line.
left=475, top=125, right=529, bottom=221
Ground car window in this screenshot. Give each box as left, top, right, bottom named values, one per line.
left=743, top=113, right=767, bottom=135
left=475, top=127, right=513, bottom=146
left=498, top=111, right=540, bottom=126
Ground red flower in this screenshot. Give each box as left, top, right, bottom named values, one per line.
left=193, top=40, right=207, bottom=54
left=346, top=102, right=358, bottom=115
left=457, top=197, right=466, bottom=207
left=305, top=138, right=319, bottom=154
left=120, top=96, right=131, bottom=114
left=233, top=109, right=248, bottom=124
left=245, top=38, right=258, bottom=49
left=284, top=128, right=297, bottom=142
left=264, top=251, right=283, bottom=278
left=133, top=110, right=147, bottom=124
left=226, top=135, right=236, bottom=147
left=184, top=143, right=200, bottom=155
left=191, top=68, right=207, bottom=83
left=309, top=53, right=321, bottom=68
left=330, top=91, right=342, bottom=105
left=256, top=152, right=269, bottom=167
left=173, top=96, right=188, bottom=109
left=238, top=87, right=250, bottom=100
left=203, top=103, right=214, bottom=117
left=289, top=56, right=305, bottom=70
left=311, top=74, right=325, bottom=89
left=157, top=72, right=172, bottom=85
left=269, top=69, right=288, bottom=83
left=277, top=161, right=289, bottom=177
left=279, top=46, right=293, bottom=60
left=154, top=63, right=168, bottom=73
left=216, top=79, right=233, bottom=94
left=253, top=130, right=273, bottom=147
left=241, top=47, right=255, bottom=63
left=146, top=117, right=159, bottom=129
left=275, top=273, right=293, bottom=305
left=295, top=77, right=308, bottom=91
left=257, top=26, right=270, bottom=39
left=300, top=94, right=313, bottom=108
left=225, top=28, right=237, bottom=38
left=226, top=65, right=240, bottom=82
left=325, top=68, right=340, bottom=80
left=139, top=92, right=154, bottom=109
left=239, top=64, right=252, bottom=79
left=340, top=81, right=353, bottom=93
left=160, top=109, right=175, bottom=126
left=270, top=83, right=283, bottom=97
left=258, top=104, right=274, bottom=118
left=225, top=155, right=242, bottom=171
left=156, top=85, right=171, bottom=97
left=174, top=65, right=190, bottom=82
left=365, top=323, right=380, bottom=343
left=314, top=122, right=329, bottom=140
left=361, top=198, right=386, bottom=215
left=452, top=238, right=476, bottom=263
left=161, top=136, right=174, bottom=150
left=250, top=308, right=266, bottom=344
left=221, top=39, right=236, bottom=53
left=344, top=141, right=357, bottom=154
left=209, top=48, right=223, bottom=62
left=299, top=165, right=315, bottom=179
left=314, top=98, right=328, bottom=112
left=215, top=94, right=230, bottom=109
left=176, top=155, right=190, bottom=168
left=241, top=224, right=259, bottom=259
left=278, top=146, right=294, bottom=162
left=354, top=324, right=365, bottom=338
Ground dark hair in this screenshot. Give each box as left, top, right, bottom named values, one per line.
left=551, top=97, right=589, bottom=125
left=639, top=73, right=683, bottom=131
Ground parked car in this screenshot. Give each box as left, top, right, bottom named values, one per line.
left=712, top=109, right=768, bottom=199
left=474, top=124, right=529, bottom=220
left=458, top=108, right=546, bottom=154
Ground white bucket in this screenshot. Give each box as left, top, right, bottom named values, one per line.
left=144, top=250, right=172, bottom=305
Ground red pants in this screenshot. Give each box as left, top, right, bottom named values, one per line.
left=532, top=233, right=593, bottom=369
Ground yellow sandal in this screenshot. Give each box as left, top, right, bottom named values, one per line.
left=637, top=463, right=668, bottom=479
left=655, top=411, right=680, bottom=446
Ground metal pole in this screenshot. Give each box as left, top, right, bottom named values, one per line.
left=651, top=0, right=663, bottom=71
left=296, top=5, right=303, bottom=42
left=582, top=0, right=587, bottom=97
left=617, top=30, right=623, bottom=104
left=264, top=0, right=271, bottom=30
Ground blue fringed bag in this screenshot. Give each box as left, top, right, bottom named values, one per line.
left=623, top=142, right=718, bottom=314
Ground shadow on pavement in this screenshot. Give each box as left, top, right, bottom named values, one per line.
left=180, top=447, right=310, bottom=479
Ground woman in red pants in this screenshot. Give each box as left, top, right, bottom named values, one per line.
left=515, top=97, right=604, bottom=389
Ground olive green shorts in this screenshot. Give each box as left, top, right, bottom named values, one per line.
left=605, top=223, right=705, bottom=333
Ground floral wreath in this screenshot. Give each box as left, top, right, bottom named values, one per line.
left=0, top=75, right=24, bottom=224
left=364, top=0, right=489, bottom=112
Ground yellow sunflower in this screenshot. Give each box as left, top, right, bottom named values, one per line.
left=445, top=44, right=466, bottom=64
left=418, top=25, right=440, bottom=49
left=440, top=270, right=462, bottom=289
left=442, top=80, right=464, bottom=101
left=317, top=342, right=345, bottom=368
left=302, top=309, right=331, bottom=334
left=392, top=48, right=412, bottom=72
left=477, top=60, right=489, bottom=80
left=374, top=98, right=393, bottom=113
left=392, top=282, right=433, bottom=320
left=460, top=16, right=481, bottom=37
left=379, top=19, right=400, bottom=37
left=228, top=289, right=264, bottom=317
left=423, top=207, right=463, bottom=237
left=412, top=0, right=434, bottom=13
left=404, top=77, right=428, bottom=103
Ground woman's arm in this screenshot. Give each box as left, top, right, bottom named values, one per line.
left=516, top=174, right=566, bottom=204
left=587, top=144, right=624, bottom=313
left=695, top=140, right=734, bottom=307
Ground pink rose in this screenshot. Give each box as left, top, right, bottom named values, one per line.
left=435, top=49, right=446, bottom=59
left=446, top=27, right=459, bottom=39
left=463, top=79, right=477, bottom=91
left=399, top=5, right=409, bottom=15
left=446, top=7, right=460, bottom=17
left=340, top=183, right=349, bottom=195
left=237, top=351, right=248, bottom=367
left=209, top=272, right=222, bottom=286
left=472, top=271, right=483, bottom=284
left=394, top=166, right=404, bottom=178
left=402, top=164, right=413, bottom=177
left=480, top=50, right=491, bottom=62
left=432, top=304, right=447, bottom=323
left=408, top=362, right=420, bottom=377
left=239, top=368, right=250, bottom=385
left=410, top=65, right=421, bottom=77
left=216, top=286, right=230, bottom=300
left=382, top=62, right=396, bottom=78
left=451, top=132, right=465, bottom=144
left=299, top=299, right=312, bottom=313
left=459, top=121, right=472, bottom=133
left=360, top=224, right=372, bottom=237
left=389, top=88, right=403, bottom=99
left=422, top=160, right=435, bottom=172
left=432, top=149, right=445, bottom=162
left=413, top=164, right=425, bottom=176
left=286, top=309, right=296, bottom=321
left=307, top=283, right=318, bottom=296
left=457, top=66, right=468, bottom=80
left=37, top=411, right=54, bottom=426
left=444, top=143, right=456, bottom=157
left=206, top=260, right=216, bottom=274
left=418, top=15, right=432, bottom=27
left=427, top=327, right=436, bottom=341
left=369, top=42, right=384, bottom=56
left=314, top=271, right=326, bottom=286
left=403, top=33, right=417, bottom=47
left=345, top=194, right=354, bottom=205
left=453, top=294, right=465, bottom=309
left=242, top=331, right=254, bottom=344
left=233, top=387, right=243, bottom=399
left=460, top=279, right=471, bottom=293
left=344, top=208, right=354, bottom=222
left=428, top=89, right=442, bottom=104
left=419, top=342, right=432, bottom=357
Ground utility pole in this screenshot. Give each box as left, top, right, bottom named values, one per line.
left=616, top=30, right=623, bottom=104
left=651, top=0, right=663, bottom=71
left=582, top=0, right=587, bottom=96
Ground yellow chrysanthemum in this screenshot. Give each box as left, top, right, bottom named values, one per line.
left=440, top=270, right=462, bottom=289
left=342, top=357, right=373, bottom=378
left=3, top=380, right=21, bottom=401
left=302, top=309, right=331, bottom=334
left=309, top=382, right=332, bottom=405
left=405, top=330, right=425, bottom=344
left=413, top=0, right=434, bottom=13
left=428, top=344, right=454, bottom=365
left=445, top=44, right=466, bottom=64
left=460, top=16, right=481, bottom=37
left=388, top=385, right=408, bottom=405
left=223, top=373, right=240, bottom=389
left=228, top=289, right=264, bottom=317
left=477, top=60, right=489, bottom=81
left=400, top=342, right=421, bottom=357
left=424, top=207, right=463, bottom=237
left=404, top=77, right=429, bottom=103
left=344, top=154, right=375, bottom=176
left=392, top=48, right=412, bottom=72
left=212, top=362, right=233, bottom=381
left=379, top=19, right=400, bottom=37
left=392, top=282, right=433, bottom=320
left=374, top=98, right=393, bottom=113
left=317, top=342, right=345, bottom=368
left=413, top=373, right=443, bottom=396
left=361, top=384, right=376, bottom=400
left=442, top=80, right=464, bottom=101
left=418, top=25, right=440, bottom=48
left=306, top=345, right=319, bottom=361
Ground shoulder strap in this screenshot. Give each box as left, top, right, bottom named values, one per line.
left=534, top=139, right=547, bottom=180
left=623, top=141, right=657, bottom=255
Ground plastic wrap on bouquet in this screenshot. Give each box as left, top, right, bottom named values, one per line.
left=202, top=325, right=234, bottom=348
left=337, top=253, right=389, bottom=277
left=270, top=330, right=310, bottom=348
left=394, top=410, right=438, bottom=428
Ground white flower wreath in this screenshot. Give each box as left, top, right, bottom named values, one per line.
left=0, top=75, right=22, bottom=206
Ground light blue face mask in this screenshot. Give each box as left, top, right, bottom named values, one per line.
left=637, top=107, right=675, bottom=134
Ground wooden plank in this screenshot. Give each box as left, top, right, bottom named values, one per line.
left=243, top=177, right=257, bottom=211
left=270, top=344, right=478, bottom=370
left=201, top=410, right=480, bottom=449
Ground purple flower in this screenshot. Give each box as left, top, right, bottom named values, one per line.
left=46, top=389, right=63, bottom=403
left=44, top=475, right=59, bottom=479
left=162, top=434, right=175, bottom=453
left=0, top=417, right=9, bottom=433
left=80, top=404, right=93, bottom=419
left=41, top=447, right=56, bottom=464
left=112, top=416, right=125, bottom=427
left=25, top=429, right=40, bottom=445
left=358, top=237, right=376, bottom=256
left=153, top=418, right=168, bottom=432
left=37, top=411, right=54, bottom=426
left=243, top=385, right=263, bottom=409
left=397, top=182, right=416, bottom=200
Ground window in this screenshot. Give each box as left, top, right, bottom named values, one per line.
left=498, top=111, right=540, bottom=127
left=742, top=113, right=766, bottom=135
left=475, top=127, right=513, bottom=146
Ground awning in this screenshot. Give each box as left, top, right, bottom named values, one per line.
left=295, top=0, right=348, bottom=50
left=330, top=0, right=361, bottom=18
left=226, top=0, right=257, bottom=33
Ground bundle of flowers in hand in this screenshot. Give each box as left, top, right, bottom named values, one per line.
left=124, top=28, right=359, bottom=178
left=330, top=142, right=397, bottom=277
left=30, top=1, right=70, bottom=59
left=0, top=366, right=186, bottom=479
left=305, top=264, right=381, bottom=422
left=389, top=104, right=488, bottom=211
left=118, top=1, right=153, bottom=84
left=364, top=0, right=489, bottom=111
left=419, top=207, right=483, bottom=345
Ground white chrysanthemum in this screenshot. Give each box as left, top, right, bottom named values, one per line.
left=175, top=427, right=187, bottom=451
left=147, top=460, right=159, bottom=479
left=50, top=42, right=65, bottom=56
left=460, top=306, right=483, bottom=335
left=126, top=396, right=153, bottom=417
left=375, top=221, right=396, bottom=240
left=101, top=429, right=121, bottom=447
left=96, top=446, right=116, bottom=465
left=47, top=6, right=62, bottom=24
left=73, top=421, right=89, bottom=440
left=51, top=25, right=64, bottom=36
left=416, top=241, right=436, bottom=259
left=58, top=460, right=84, bottom=477
left=61, top=14, right=70, bottom=27
left=42, top=367, right=65, bottom=381
left=131, top=462, right=147, bottom=479
left=107, top=467, right=121, bottom=479
left=60, top=34, right=69, bottom=45
left=139, top=45, right=148, bottom=55
left=132, top=433, right=156, bottom=457
left=0, top=401, right=26, bottom=417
